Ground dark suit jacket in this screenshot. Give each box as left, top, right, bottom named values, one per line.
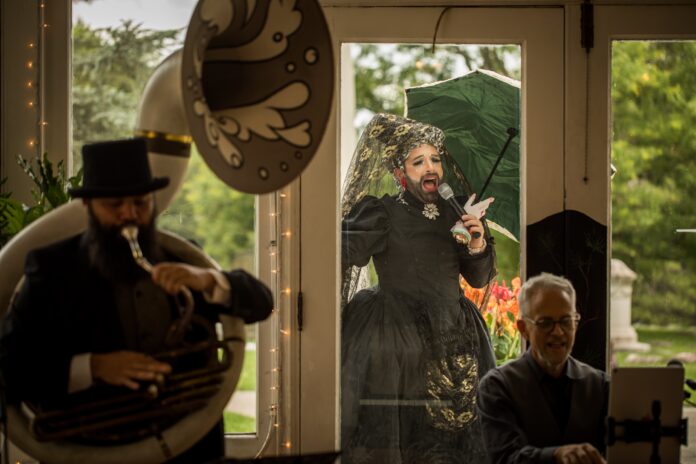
left=0, top=232, right=273, bottom=407
left=477, top=351, right=608, bottom=464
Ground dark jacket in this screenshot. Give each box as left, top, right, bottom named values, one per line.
left=477, top=351, right=608, bottom=464
left=0, top=232, right=273, bottom=407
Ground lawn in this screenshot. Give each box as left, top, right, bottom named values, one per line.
left=237, top=349, right=256, bottom=391
left=224, top=349, right=257, bottom=434
left=614, top=326, right=696, bottom=402
left=224, top=411, right=256, bottom=434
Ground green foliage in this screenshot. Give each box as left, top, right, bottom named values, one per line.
left=223, top=411, right=255, bottom=434
left=236, top=349, right=257, bottom=392
left=72, top=18, right=180, bottom=167
left=0, top=155, right=82, bottom=248
left=157, top=152, right=256, bottom=271
left=491, top=230, right=519, bottom=283
left=353, top=44, right=520, bottom=122
left=611, top=42, right=696, bottom=326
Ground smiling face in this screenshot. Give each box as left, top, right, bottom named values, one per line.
left=517, top=287, right=577, bottom=377
left=395, top=143, right=443, bottom=203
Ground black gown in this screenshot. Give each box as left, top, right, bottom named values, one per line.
left=341, top=191, right=497, bottom=464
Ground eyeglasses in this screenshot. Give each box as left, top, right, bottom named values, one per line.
left=524, top=314, right=581, bottom=333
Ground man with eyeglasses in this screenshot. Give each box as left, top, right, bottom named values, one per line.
left=477, top=273, right=608, bottom=464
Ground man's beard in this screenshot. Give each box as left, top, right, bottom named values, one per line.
left=83, top=209, right=163, bottom=283
left=405, top=174, right=440, bottom=203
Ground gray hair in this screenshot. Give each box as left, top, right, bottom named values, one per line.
left=518, top=273, right=576, bottom=317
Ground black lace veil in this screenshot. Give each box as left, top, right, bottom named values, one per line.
left=341, top=113, right=495, bottom=306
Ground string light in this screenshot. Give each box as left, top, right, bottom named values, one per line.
left=27, top=61, right=33, bottom=69
left=258, top=187, right=293, bottom=456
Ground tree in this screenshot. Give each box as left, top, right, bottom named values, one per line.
left=72, top=19, right=179, bottom=167
left=611, top=41, right=696, bottom=325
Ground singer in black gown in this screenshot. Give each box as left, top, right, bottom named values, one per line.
left=341, top=114, right=497, bottom=464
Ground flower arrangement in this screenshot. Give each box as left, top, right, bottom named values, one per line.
left=461, top=276, right=522, bottom=365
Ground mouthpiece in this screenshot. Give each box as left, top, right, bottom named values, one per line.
left=121, top=225, right=153, bottom=273
left=437, top=182, right=455, bottom=200
left=120, top=225, right=139, bottom=242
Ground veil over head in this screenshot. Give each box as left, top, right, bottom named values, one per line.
left=341, top=113, right=493, bottom=306
left=342, top=113, right=477, bottom=218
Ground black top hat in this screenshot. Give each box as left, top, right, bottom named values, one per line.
left=69, top=138, right=169, bottom=198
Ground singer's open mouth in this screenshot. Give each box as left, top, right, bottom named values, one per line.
left=422, top=175, right=439, bottom=193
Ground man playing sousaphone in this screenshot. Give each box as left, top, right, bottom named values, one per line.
left=0, top=138, right=273, bottom=462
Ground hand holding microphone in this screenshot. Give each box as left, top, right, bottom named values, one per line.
left=438, top=183, right=494, bottom=240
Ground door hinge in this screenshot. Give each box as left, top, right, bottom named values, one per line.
left=297, top=290, right=304, bottom=332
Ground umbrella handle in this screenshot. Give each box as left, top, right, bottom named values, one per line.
left=478, top=127, right=519, bottom=199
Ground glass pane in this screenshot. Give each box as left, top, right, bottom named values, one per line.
left=71, top=0, right=258, bottom=435
left=610, top=40, right=696, bottom=416
left=340, top=42, right=521, bottom=462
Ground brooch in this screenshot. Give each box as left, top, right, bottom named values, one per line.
left=423, top=203, right=439, bottom=220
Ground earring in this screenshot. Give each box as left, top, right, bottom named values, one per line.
left=400, top=177, right=407, bottom=189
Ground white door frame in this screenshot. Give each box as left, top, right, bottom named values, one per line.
left=298, top=5, right=564, bottom=453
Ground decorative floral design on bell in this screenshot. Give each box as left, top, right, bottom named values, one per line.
left=423, top=203, right=440, bottom=220
left=425, top=353, right=479, bottom=431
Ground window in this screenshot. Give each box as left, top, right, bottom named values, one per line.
left=71, top=0, right=271, bottom=452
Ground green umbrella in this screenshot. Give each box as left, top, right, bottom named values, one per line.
left=406, top=69, right=520, bottom=241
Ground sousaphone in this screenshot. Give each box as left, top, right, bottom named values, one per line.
left=0, top=0, right=334, bottom=461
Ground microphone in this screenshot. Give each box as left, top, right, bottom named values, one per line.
left=437, top=183, right=481, bottom=239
